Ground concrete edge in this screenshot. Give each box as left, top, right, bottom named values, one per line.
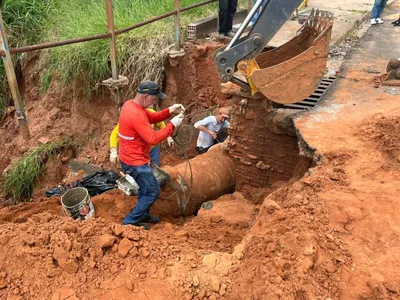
left=332, top=0, right=397, bottom=45
left=187, top=9, right=248, bottom=38
left=332, top=13, right=370, bottom=46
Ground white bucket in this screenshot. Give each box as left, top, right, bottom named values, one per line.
left=61, top=187, right=95, bottom=220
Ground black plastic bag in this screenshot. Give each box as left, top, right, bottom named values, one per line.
left=78, top=171, right=120, bottom=196
left=45, top=171, right=120, bottom=197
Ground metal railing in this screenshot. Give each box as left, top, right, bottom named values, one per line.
left=0, top=0, right=218, bottom=140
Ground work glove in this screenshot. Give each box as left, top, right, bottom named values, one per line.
left=168, top=104, right=185, bottom=114
left=167, top=136, right=174, bottom=147
left=170, top=113, right=184, bottom=128
left=109, top=148, right=119, bottom=164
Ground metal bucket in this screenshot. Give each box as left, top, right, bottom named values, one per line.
left=238, top=9, right=334, bottom=104
left=61, top=187, right=95, bottom=220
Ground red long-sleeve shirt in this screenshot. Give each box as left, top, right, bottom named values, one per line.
left=118, top=100, right=174, bottom=166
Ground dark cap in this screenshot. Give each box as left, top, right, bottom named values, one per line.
left=137, top=81, right=166, bottom=100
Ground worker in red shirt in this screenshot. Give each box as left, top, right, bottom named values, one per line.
left=118, top=80, right=184, bottom=229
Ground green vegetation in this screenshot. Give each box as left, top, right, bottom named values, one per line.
left=0, top=96, right=6, bottom=121
left=40, top=0, right=221, bottom=94
left=1, top=0, right=58, bottom=47
left=1, top=140, right=75, bottom=201
left=0, top=65, right=9, bottom=121
left=0, top=0, right=245, bottom=97
left=0, top=0, right=58, bottom=111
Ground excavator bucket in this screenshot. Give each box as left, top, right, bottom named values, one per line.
left=239, top=9, right=334, bottom=104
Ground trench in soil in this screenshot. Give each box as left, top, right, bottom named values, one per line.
left=0, top=42, right=313, bottom=254
left=0, top=42, right=323, bottom=300
left=0, top=110, right=312, bottom=256
left=2, top=13, right=400, bottom=298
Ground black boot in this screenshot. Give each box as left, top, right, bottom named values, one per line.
left=122, top=221, right=150, bottom=230
left=140, top=215, right=160, bottom=224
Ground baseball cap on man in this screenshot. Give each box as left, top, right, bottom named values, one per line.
left=137, top=81, right=166, bottom=100
left=219, top=107, right=230, bottom=118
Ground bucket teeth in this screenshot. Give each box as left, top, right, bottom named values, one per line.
left=301, top=8, right=334, bottom=36
left=245, top=7, right=334, bottom=104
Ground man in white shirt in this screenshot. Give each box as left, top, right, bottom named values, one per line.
left=194, top=107, right=230, bottom=154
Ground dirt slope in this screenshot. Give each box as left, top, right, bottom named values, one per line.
left=0, top=193, right=257, bottom=300
left=293, top=8, right=400, bottom=298
left=1, top=8, right=400, bottom=299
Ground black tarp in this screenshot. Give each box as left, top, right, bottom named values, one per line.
left=45, top=171, right=120, bottom=197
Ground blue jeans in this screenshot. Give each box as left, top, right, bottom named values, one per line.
left=371, top=0, right=388, bottom=19
left=150, top=145, right=160, bottom=167
left=252, top=0, right=267, bottom=24
left=120, top=161, right=161, bottom=224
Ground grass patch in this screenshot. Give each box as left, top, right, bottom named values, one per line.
left=0, top=0, right=57, bottom=97
left=0, top=96, right=6, bottom=121
left=1, top=0, right=246, bottom=97
left=1, top=140, right=75, bottom=201
left=41, top=0, right=246, bottom=96
left=39, top=68, right=53, bottom=94
left=0, top=65, right=10, bottom=120
left=41, top=0, right=222, bottom=95
left=1, top=0, right=58, bottom=47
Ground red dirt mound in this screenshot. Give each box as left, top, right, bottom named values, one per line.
left=0, top=192, right=258, bottom=300
left=357, top=115, right=400, bottom=166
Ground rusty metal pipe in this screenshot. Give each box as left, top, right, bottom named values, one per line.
left=91, top=145, right=236, bottom=221
left=174, top=0, right=181, bottom=51
left=0, top=9, right=30, bottom=140
left=154, top=144, right=236, bottom=217
left=105, top=0, right=118, bottom=81
left=0, top=33, right=111, bottom=57
left=105, top=0, right=122, bottom=110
